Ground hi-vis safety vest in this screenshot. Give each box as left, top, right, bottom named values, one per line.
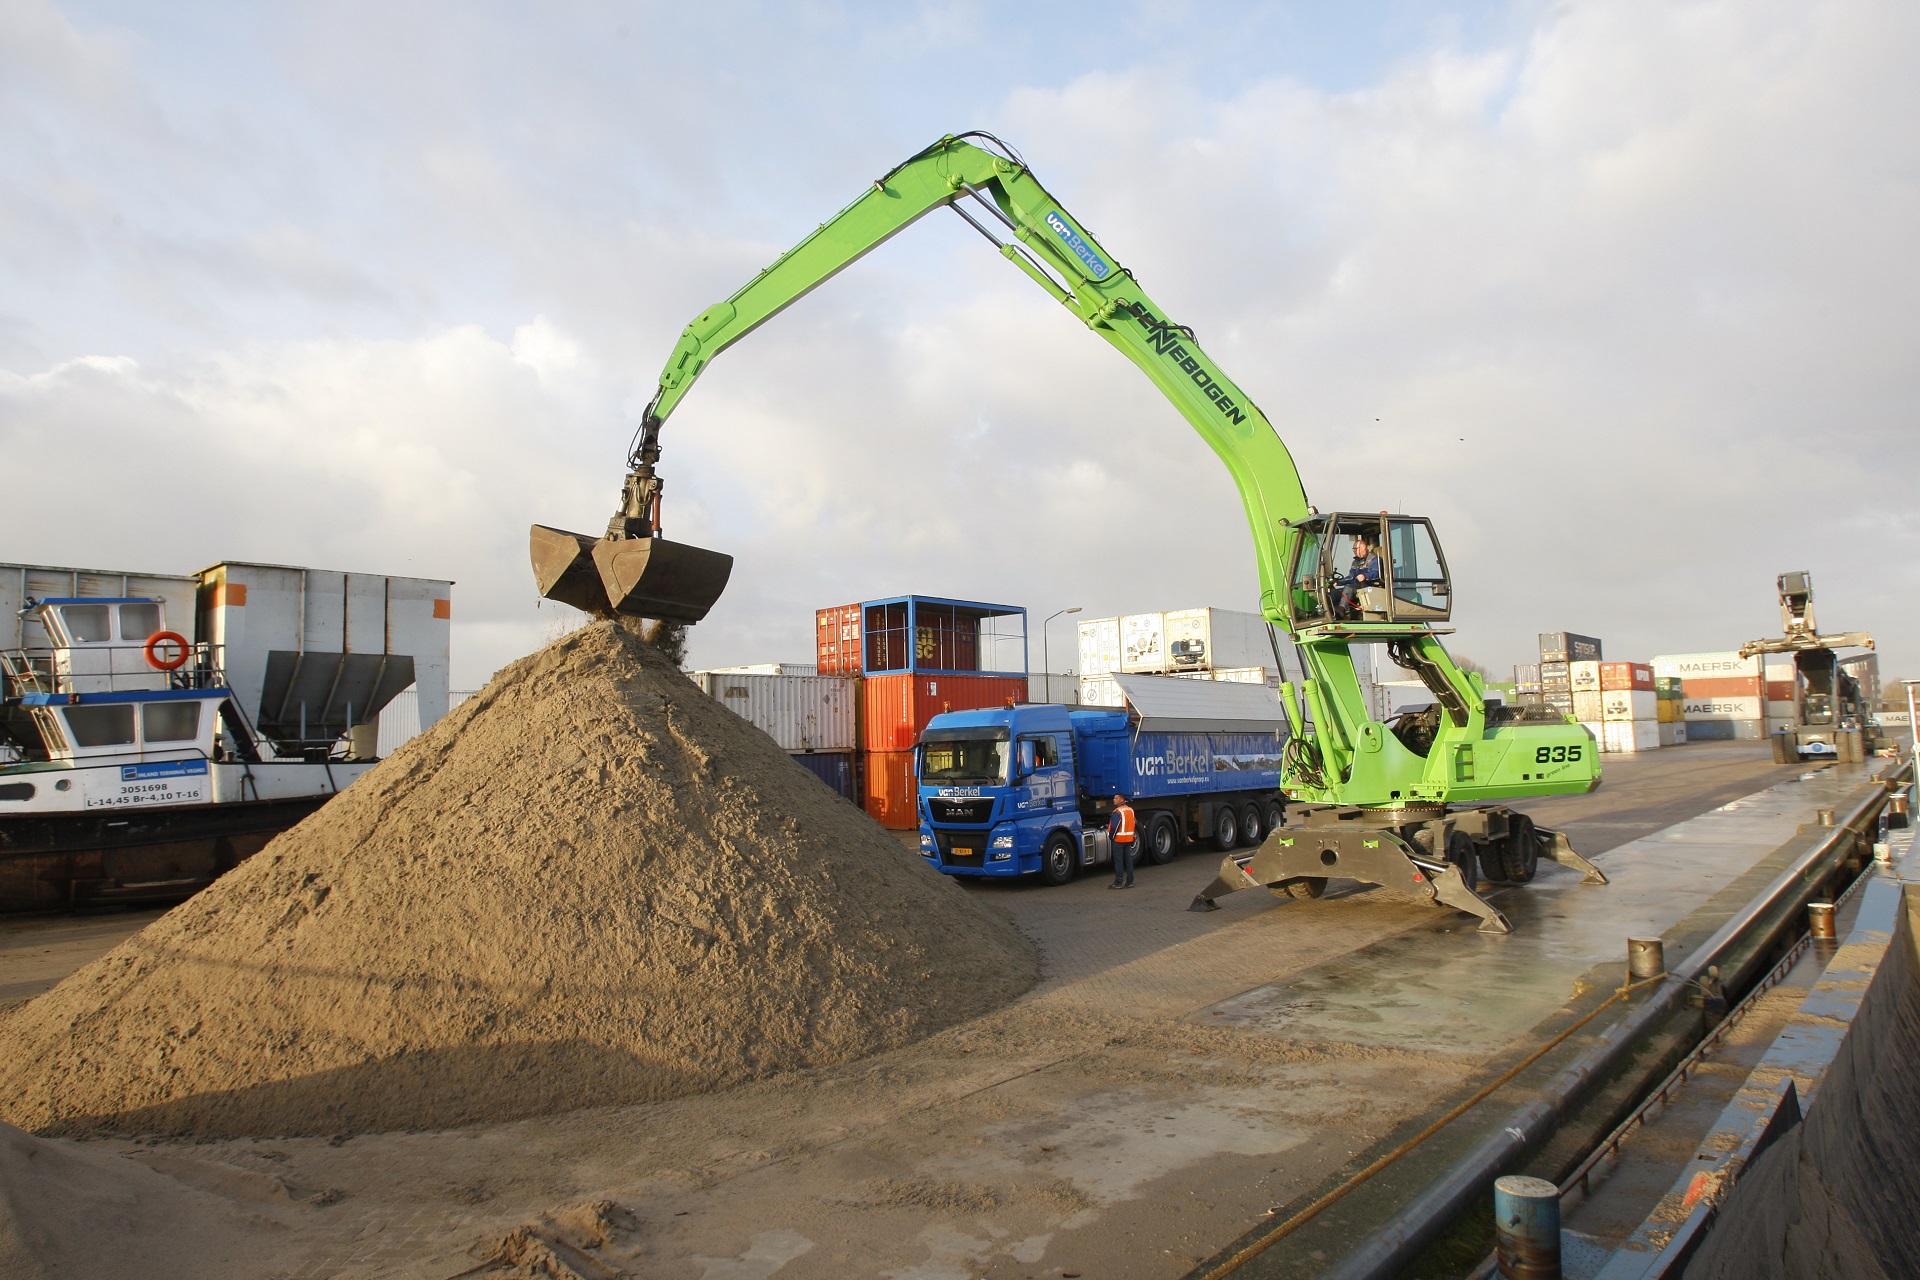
left=1112, top=804, right=1136, bottom=842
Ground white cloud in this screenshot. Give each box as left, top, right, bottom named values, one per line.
left=1, top=0, right=1915, bottom=692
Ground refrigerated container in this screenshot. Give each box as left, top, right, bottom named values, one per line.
left=1569, top=661, right=1603, bottom=693
left=1601, top=689, right=1658, bottom=722
left=1161, top=608, right=1275, bottom=672
left=1573, top=691, right=1605, bottom=722
left=1602, top=721, right=1661, bottom=753
left=1119, top=613, right=1167, bottom=673
left=1658, top=722, right=1688, bottom=747
left=1077, top=617, right=1121, bottom=679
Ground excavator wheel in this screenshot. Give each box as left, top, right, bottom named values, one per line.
left=1447, top=830, right=1481, bottom=886
left=1498, top=814, right=1540, bottom=883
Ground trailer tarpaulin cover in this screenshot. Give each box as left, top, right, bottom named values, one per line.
left=1110, top=672, right=1288, bottom=734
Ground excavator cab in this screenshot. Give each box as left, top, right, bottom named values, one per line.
left=1283, top=513, right=1452, bottom=629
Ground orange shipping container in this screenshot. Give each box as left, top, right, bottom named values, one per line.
left=863, top=750, right=919, bottom=830
left=860, top=672, right=1027, bottom=752
left=1680, top=676, right=1764, bottom=700
left=816, top=603, right=863, bottom=676
left=1599, top=662, right=1655, bottom=691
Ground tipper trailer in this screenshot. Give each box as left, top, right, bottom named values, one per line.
left=916, top=674, right=1288, bottom=885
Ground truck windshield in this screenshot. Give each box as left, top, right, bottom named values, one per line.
left=920, top=735, right=1008, bottom=785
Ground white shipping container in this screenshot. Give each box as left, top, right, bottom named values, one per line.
left=0, top=561, right=199, bottom=652
left=1572, top=690, right=1605, bottom=722
left=694, top=671, right=857, bottom=751
left=1763, top=657, right=1795, bottom=681
left=1078, top=675, right=1125, bottom=707
left=1684, top=696, right=1764, bottom=721
left=1603, top=720, right=1662, bottom=753
left=1119, top=613, right=1167, bottom=673
left=1161, top=608, right=1275, bottom=673
left=1077, top=617, right=1120, bottom=678
left=706, top=662, right=819, bottom=676
left=1653, top=652, right=1761, bottom=680
left=1766, top=700, right=1796, bottom=719
left=1659, top=722, right=1688, bottom=746
left=1601, top=689, right=1659, bottom=722
left=1569, top=660, right=1603, bottom=693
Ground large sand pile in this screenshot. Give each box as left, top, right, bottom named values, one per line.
left=0, top=621, right=1036, bottom=1138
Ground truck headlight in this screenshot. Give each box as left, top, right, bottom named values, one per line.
left=920, top=833, right=935, bottom=849
left=991, top=834, right=1014, bottom=848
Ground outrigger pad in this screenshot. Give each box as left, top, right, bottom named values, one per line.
left=530, top=524, right=613, bottom=616
left=1538, top=826, right=1608, bottom=884
left=1186, top=829, right=1513, bottom=933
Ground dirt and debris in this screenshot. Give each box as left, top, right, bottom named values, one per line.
left=0, top=621, right=1036, bottom=1140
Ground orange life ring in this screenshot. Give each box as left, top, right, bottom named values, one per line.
left=143, top=630, right=190, bottom=671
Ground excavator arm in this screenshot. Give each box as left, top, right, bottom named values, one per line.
left=531, top=133, right=1310, bottom=625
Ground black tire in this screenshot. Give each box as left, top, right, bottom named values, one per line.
left=1240, top=802, right=1265, bottom=847
left=1213, top=805, right=1239, bottom=851
left=1263, top=798, right=1286, bottom=834
left=1477, top=837, right=1508, bottom=884
left=1498, top=814, right=1540, bottom=883
left=1447, top=829, right=1480, bottom=885
left=1272, top=876, right=1328, bottom=900
left=1040, top=832, right=1078, bottom=886
left=1145, top=813, right=1180, bottom=865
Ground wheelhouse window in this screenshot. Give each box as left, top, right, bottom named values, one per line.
left=118, top=602, right=162, bottom=641
left=63, top=703, right=136, bottom=748
left=143, top=701, right=201, bottom=743
left=920, top=731, right=1008, bottom=785
left=58, top=604, right=113, bottom=645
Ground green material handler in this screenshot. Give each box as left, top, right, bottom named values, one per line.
left=531, top=132, right=1605, bottom=933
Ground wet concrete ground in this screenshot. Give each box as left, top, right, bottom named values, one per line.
left=0, top=742, right=1889, bottom=1280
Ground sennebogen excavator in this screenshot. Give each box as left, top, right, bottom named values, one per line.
left=532, top=132, right=1605, bottom=933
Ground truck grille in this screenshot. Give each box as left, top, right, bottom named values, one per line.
left=936, top=830, right=987, bottom=868
left=929, top=797, right=994, bottom=824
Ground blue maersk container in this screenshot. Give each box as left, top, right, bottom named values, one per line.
left=915, top=674, right=1288, bottom=882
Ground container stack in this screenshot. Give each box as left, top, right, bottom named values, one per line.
left=1653, top=651, right=1765, bottom=741
left=1654, top=676, right=1687, bottom=746
left=815, top=595, right=1029, bottom=829
left=1513, top=662, right=1544, bottom=710
left=1077, top=608, right=1280, bottom=707
left=1537, top=632, right=1601, bottom=723
left=1598, top=661, right=1660, bottom=753
left=1764, top=657, right=1797, bottom=736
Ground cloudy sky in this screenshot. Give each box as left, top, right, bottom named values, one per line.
left=3, top=0, right=1915, bottom=692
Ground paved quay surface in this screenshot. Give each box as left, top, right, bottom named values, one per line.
left=0, top=742, right=1875, bottom=1280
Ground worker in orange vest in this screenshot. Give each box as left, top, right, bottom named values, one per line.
left=1108, top=793, right=1137, bottom=889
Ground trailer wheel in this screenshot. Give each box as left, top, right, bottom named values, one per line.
left=1240, top=802, right=1265, bottom=846
left=1213, top=805, right=1239, bottom=851
left=1263, top=798, right=1286, bottom=834
left=1498, top=814, right=1540, bottom=883
left=1040, top=833, right=1078, bottom=886
left=1145, top=814, right=1180, bottom=865
left=1273, top=876, right=1328, bottom=900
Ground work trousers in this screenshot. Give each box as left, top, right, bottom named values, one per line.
left=1111, top=838, right=1136, bottom=886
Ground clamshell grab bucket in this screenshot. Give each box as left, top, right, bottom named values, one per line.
left=529, top=524, right=733, bottom=624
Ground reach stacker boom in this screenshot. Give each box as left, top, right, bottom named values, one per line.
left=532, top=132, right=1606, bottom=932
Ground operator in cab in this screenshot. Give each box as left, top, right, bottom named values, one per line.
left=1108, top=794, right=1137, bottom=890
left=1334, top=530, right=1383, bottom=618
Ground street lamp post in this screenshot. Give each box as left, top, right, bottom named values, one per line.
left=1042, top=607, right=1083, bottom=702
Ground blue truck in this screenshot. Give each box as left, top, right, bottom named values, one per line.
left=914, top=674, right=1289, bottom=884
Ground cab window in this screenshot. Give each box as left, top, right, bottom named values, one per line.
left=143, top=701, right=201, bottom=743
left=1027, top=735, right=1060, bottom=768
left=1287, top=523, right=1327, bottom=626
left=1385, top=518, right=1452, bottom=621
left=61, top=605, right=113, bottom=645
left=118, top=602, right=162, bottom=641
left=64, top=703, right=136, bottom=748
